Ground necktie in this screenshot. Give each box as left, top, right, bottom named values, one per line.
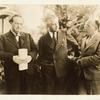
left=53, top=33, right=56, bottom=42
left=15, top=34, right=19, bottom=42
left=52, top=33, right=56, bottom=49
left=18, top=36, right=21, bottom=48
left=15, top=34, right=21, bottom=48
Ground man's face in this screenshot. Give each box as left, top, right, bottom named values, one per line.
left=11, top=16, right=23, bottom=33
left=47, top=19, right=58, bottom=32
left=84, top=21, right=94, bottom=36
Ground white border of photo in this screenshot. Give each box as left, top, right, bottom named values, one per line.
left=0, top=0, right=100, bottom=100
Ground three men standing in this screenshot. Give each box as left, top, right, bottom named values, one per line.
left=1, top=12, right=100, bottom=95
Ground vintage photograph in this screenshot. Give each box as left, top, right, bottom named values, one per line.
left=0, top=5, right=100, bottom=95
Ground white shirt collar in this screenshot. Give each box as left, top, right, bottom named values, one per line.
left=49, top=31, right=57, bottom=39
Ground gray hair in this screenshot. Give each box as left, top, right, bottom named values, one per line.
left=43, top=14, right=59, bottom=28
left=84, top=15, right=99, bottom=31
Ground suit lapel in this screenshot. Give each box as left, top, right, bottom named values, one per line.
left=7, top=31, right=19, bottom=48
left=84, top=34, right=98, bottom=52
left=45, top=32, right=54, bottom=49
left=19, top=33, right=25, bottom=48
left=81, top=37, right=87, bottom=52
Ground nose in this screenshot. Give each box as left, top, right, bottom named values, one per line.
left=84, top=26, right=86, bottom=31
left=17, top=24, right=22, bottom=28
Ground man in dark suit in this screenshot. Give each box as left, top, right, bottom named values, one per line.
left=37, top=15, right=78, bottom=94
left=0, top=15, right=37, bottom=94
left=76, top=18, right=100, bottom=94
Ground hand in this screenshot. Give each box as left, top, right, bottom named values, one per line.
left=67, top=55, right=78, bottom=61
left=67, top=55, right=74, bottom=60
left=13, top=55, right=32, bottom=64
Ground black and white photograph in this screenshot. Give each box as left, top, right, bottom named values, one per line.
left=0, top=4, right=100, bottom=95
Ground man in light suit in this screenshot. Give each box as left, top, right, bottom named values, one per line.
left=37, top=15, right=78, bottom=94
left=0, top=15, right=37, bottom=94
left=76, top=17, right=100, bottom=94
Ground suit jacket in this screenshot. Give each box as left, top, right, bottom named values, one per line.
left=79, top=33, right=100, bottom=80
left=38, top=30, right=78, bottom=78
left=0, top=30, right=37, bottom=81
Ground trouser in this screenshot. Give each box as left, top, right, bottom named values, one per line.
left=55, top=76, right=67, bottom=94
left=78, top=75, right=100, bottom=94
left=41, top=64, right=56, bottom=94
left=5, top=71, right=30, bottom=94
